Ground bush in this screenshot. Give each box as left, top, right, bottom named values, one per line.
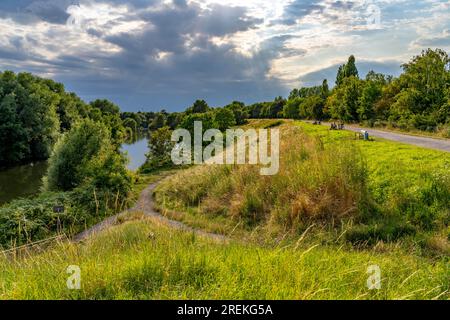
left=0, top=192, right=78, bottom=247
left=44, top=119, right=132, bottom=196
left=141, top=126, right=175, bottom=173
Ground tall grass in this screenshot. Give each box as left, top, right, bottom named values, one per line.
left=156, top=125, right=372, bottom=234
left=155, top=121, right=449, bottom=250
left=0, top=216, right=447, bottom=300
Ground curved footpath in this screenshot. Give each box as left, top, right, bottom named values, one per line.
left=74, top=181, right=227, bottom=242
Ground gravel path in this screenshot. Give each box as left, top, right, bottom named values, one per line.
left=74, top=181, right=227, bottom=242
left=318, top=122, right=450, bottom=152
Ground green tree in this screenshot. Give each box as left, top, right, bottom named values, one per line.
left=214, top=108, right=236, bottom=131
left=44, top=120, right=130, bottom=192
left=336, top=65, right=345, bottom=86
left=225, top=101, right=248, bottom=125
left=89, top=99, right=125, bottom=143
left=283, top=97, right=302, bottom=119
left=187, top=99, right=210, bottom=114
left=327, top=76, right=363, bottom=121
left=400, top=49, right=449, bottom=117
left=150, top=113, right=166, bottom=130
left=123, top=118, right=138, bottom=134
left=304, top=95, right=325, bottom=120
left=336, top=55, right=359, bottom=86
left=321, top=79, right=330, bottom=100
left=0, top=94, right=28, bottom=166
left=344, top=55, right=359, bottom=78
left=146, top=126, right=174, bottom=169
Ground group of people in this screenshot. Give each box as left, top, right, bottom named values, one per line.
left=330, top=122, right=345, bottom=130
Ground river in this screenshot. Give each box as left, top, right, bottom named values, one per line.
left=0, top=136, right=149, bottom=206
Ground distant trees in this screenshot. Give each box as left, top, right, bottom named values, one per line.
left=277, top=49, right=450, bottom=133
left=151, top=113, right=166, bottom=130
left=283, top=97, right=302, bottom=119
left=214, top=108, right=236, bottom=131
left=186, top=99, right=210, bottom=114
left=327, top=76, right=363, bottom=121
left=225, top=101, right=248, bottom=125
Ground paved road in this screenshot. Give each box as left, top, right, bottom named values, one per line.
left=316, top=122, right=450, bottom=153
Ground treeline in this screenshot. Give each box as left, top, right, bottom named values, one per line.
left=141, top=100, right=249, bottom=171
left=248, top=49, right=450, bottom=134
left=0, top=71, right=127, bottom=168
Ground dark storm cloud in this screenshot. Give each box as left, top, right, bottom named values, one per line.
left=274, top=0, right=357, bottom=26
left=276, top=0, right=324, bottom=25
left=0, top=0, right=291, bottom=111
left=0, top=0, right=72, bottom=24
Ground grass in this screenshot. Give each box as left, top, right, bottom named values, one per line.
left=296, top=122, right=450, bottom=229
left=155, top=121, right=449, bottom=249
left=0, top=215, right=447, bottom=300
left=1, top=120, right=448, bottom=300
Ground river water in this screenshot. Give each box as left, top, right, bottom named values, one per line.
left=0, top=136, right=149, bottom=205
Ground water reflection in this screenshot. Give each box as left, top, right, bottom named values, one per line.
left=121, top=133, right=150, bottom=171
left=0, top=162, right=48, bottom=205
left=0, top=135, right=149, bottom=205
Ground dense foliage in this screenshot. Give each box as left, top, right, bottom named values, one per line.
left=247, top=49, right=450, bottom=135
left=0, top=72, right=133, bottom=247
left=0, top=71, right=128, bottom=168
left=44, top=120, right=132, bottom=194
left=0, top=120, right=133, bottom=248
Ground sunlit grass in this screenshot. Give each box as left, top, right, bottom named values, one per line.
left=0, top=216, right=447, bottom=300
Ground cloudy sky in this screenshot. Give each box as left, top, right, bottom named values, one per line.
left=0, top=0, right=449, bottom=111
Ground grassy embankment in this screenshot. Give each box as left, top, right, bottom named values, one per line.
left=1, top=215, right=448, bottom=299
left=155, top=121, right=449, bottom=252
left=0, top=120, right=448, bottom=299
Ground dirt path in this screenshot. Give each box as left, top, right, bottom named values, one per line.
left=74, top=181, right=227, bottom=242
left=316, top=122, right=450, bottom=152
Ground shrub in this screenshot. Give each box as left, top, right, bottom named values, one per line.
left=44, top=119, right=132, bottom=195
left=140, top=126, right=175, bottom=173
left=0, top=192, right=79, bottom=247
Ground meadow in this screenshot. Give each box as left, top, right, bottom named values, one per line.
left=155, top=121, right=449, bottom=254
left=0, top=215, right=447, bottom=300
left=0, top=120, right=448, bottom=300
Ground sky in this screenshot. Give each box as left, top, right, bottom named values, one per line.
left=0, top=0, right=449, bottom=112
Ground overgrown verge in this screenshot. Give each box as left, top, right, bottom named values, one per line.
left=0, top=217, right=447, bottom=299
left=155, top=124, right=372, bottom=234
left=155, top=122, right=450, bottom=252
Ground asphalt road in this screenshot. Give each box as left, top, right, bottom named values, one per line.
left=317, top=122, right=450, bottom=153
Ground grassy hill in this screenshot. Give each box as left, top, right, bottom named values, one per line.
left=1, top=120, right=448, bottom=300
left=1, top=214, right=447, bottom=300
